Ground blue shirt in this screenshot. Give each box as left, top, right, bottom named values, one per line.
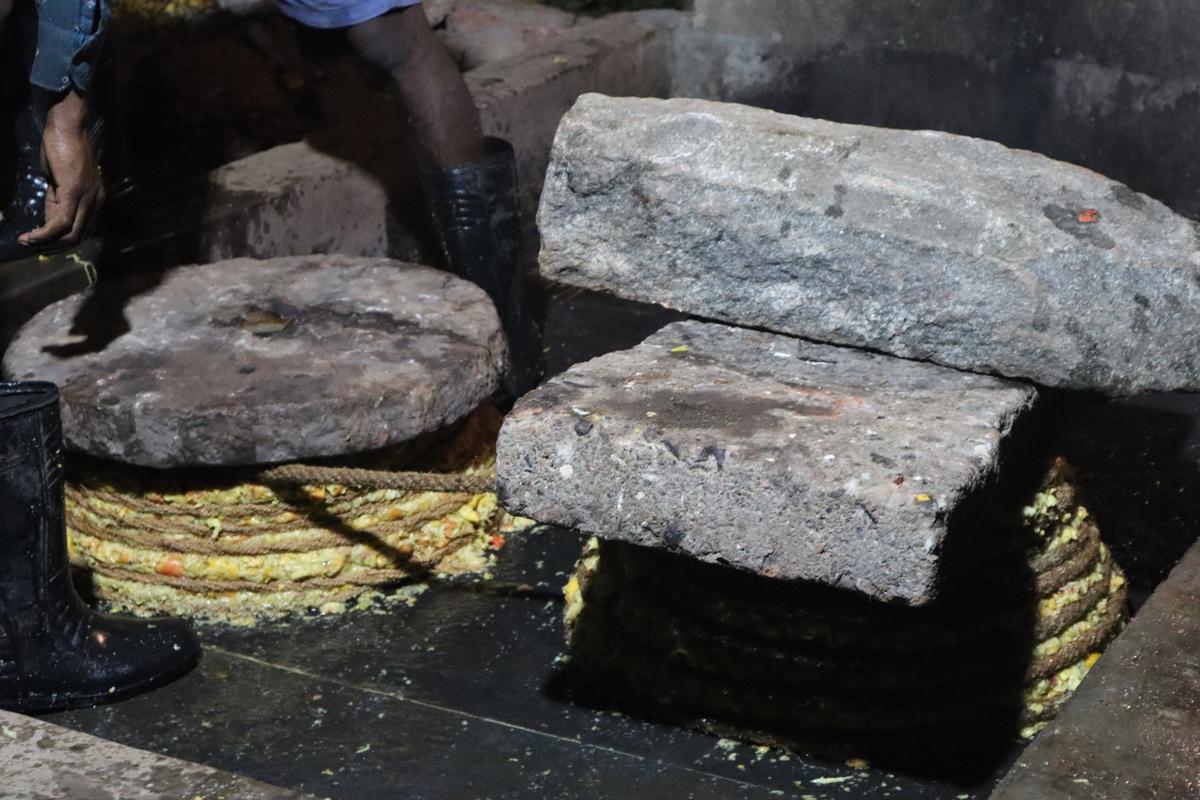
left=276, top=0, right=419, bottom=29
left=30, top=0, right=110, bottom=93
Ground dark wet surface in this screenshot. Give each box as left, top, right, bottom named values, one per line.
left=46, top=529, right=1015, bottom=800
left=27, top=289, right=1200, bottom=798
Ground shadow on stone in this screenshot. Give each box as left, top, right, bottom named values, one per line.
left=32, top=269, right=166, bottom=360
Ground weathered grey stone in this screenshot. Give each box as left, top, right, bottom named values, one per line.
left=0, top=710, right=310, bottom=800
left=990, top=539, right=1200, bottom=800
left=199, top=136, right=401, bottom=263
left=497, top=320, right=1038, bottom=604
left=538, top=95, right=1200, bottom=395
left=3, top=256, right=505, bottom=468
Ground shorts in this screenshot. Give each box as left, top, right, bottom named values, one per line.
left=276, top=0, right=421, bottom=29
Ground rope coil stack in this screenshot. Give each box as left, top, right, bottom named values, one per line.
left=66, top=406, right=529, bottom=625
left=564, top=459, right=1128, bottom=761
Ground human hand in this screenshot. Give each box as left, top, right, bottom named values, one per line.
left=19, top=90, right=105, bottom=248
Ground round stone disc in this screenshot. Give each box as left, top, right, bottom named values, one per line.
left=2, top=256, right=506, bottom=468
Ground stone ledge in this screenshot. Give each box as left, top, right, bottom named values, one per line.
left=0, top=710, right=311, bottom=800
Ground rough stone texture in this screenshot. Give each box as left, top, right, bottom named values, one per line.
left=199, top=135, right=402, bottom=263
left=2, top=256, right=505, bottom=468
left=192, top=13, right=670, bottom=266
left=471, top=14, right=670, bottom=227
left=990, top=539, right=1200, bottom=800
left=538, top=94, right=1200, bottom=396
left=0, top=709, right=310, bottom=800
left=497, top=321, right=1038, bottom=604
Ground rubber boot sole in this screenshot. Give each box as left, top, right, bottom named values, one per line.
left=0, top=647, right=201, bottom=715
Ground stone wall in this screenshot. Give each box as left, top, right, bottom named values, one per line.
left=674, top=0, right=1200, bottom=218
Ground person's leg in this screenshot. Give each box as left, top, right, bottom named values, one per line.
left=344, top=5, right=483, bottom=167
left=340, top=3, right=544, bottom=396
left=0, top=0, right=11, bottom=36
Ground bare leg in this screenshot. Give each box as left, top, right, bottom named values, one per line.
left=345, top=6, right=484, bottom=167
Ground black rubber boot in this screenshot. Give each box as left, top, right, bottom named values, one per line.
left=0, top=382, right=200, bottom=714
left=422, top=138, right=546, bottom=399
left=0, top=110, right=50, bottom=263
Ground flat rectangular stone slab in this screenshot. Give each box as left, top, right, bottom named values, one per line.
left=990, top=539, right=1200, bottom=800
left=0, top=709, right=310, bottom=800
left=537, top=95, right=1200, bottom=396
left=497, top=320, right=1038, bottom=604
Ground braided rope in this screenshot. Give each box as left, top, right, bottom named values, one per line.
left=67, top=482, right=475, bottom=546
left=63, top=405, right=522, bottom=619
left=67, top=498, right=474, bottom=557
left=1034, top=552, right=1113, bottom=641
left=78, top=500, right=506, bottom=595
left=1025, top=579, right=1127, bottom=682
left=86, top=561, right=421, bottom=594
left=256, top=463, right=496, bottom=495
left=1035, top=524, right=1102, bottom=597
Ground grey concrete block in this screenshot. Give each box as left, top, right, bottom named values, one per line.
left=0, top=710, right=309, bottom=800
left=3, top=256, right=505, bottom=468
left=537, top=95, right=1200, bottom=395
left=497, top=321, right=1038, bottom=604
left=990, top=539, right=1200, bottom=800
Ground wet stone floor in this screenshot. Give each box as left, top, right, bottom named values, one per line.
left=46, top=527, right=1011, bottom=800
left=38, top=290, right=1200, bottom=800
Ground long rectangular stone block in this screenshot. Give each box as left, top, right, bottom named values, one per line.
left=537, top=94, right=1200, bottom=395
left=497, top=321, right=1039, bottom=604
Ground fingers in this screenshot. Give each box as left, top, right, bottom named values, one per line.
left=19, top=182, right=104, bottom=247
left=19, top=95, right=104, bottom=250
left=20, top=187, right=78, bottom=246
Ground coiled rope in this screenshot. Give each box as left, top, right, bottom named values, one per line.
left=254, top=463, right=496, bottom=495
